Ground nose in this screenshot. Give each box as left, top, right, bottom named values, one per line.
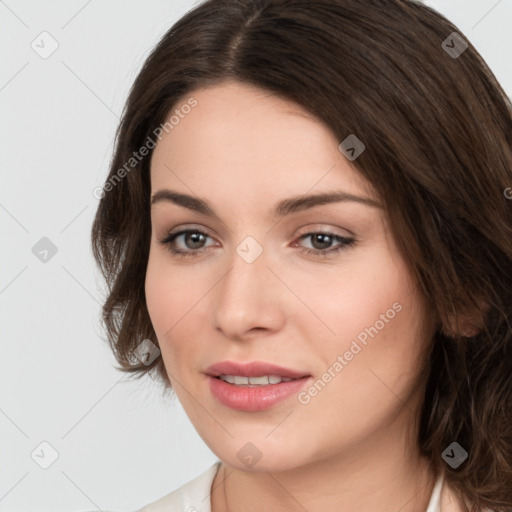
left=212, top=242, right=287, bottom=341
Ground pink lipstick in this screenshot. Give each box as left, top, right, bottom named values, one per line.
left=205, top=361, right=312, bottom=411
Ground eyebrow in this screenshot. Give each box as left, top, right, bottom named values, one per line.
left=150, top=189, right=381, bottom=219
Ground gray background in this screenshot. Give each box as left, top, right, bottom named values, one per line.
left=1, top=1, right=511, bottom=511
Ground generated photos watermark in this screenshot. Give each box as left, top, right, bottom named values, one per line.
left=92, top=97, right=198, bottom=199
left=297, top=301, right=403, bottom=405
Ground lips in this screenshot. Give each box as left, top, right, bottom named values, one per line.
left=205, top=360, right=310, bottom=379
left=205, top=361, right=312, bottom=411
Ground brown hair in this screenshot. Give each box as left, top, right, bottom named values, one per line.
left=91, top=0, right=512, bottom=509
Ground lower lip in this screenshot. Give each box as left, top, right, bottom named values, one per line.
left=208, top=375, right=311, bottom=411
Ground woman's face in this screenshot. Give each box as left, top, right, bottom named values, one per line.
left=146, top=81, right=435, bottom=472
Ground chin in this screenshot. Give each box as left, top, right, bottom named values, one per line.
left=206, top=435, right=316, bottom=474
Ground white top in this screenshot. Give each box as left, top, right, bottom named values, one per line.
left=134, top=461, right=446, bottom=512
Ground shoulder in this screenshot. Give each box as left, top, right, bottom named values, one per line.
left=134, top=461, right=221, bottom=512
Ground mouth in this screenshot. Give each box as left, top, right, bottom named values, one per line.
left=205, top=361, right=312, bottom=411
left=214, top=374, right=297, bottom=386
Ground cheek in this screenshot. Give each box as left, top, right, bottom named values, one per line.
left=145, top=251, right=173, bottom=337
left=144, top=249, right=210, bottom=372
left=289, top=243, right=413, bottom=353
left=295, top=296, right=428, bottom=451
left=145, top=248, right=197, bottom=331
left=296, top=245, right=429, bottom=402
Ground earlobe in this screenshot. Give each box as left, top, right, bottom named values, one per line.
left=441, top=320, right=478, bottom=338
left=443, top=301, right=489, bottom=339
left=459, top=323, right=481, bottom=338
left=442, top=318, right=480, bottom=338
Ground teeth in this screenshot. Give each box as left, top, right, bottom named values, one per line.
left=248, top=375, right=269, bottom=385
left=219, top=375, right=296, bottom=386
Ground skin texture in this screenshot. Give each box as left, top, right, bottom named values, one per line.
left=145, top=81, right=439, bottom=512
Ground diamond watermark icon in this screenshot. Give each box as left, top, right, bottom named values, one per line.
left=236, top=236, right=263, bottom=264
left=237, top=442, right=262, bottom=468
left=441, top=441, right=468, bottom=468
left=31, top=441, right=59, bottom=469
left=442, top=32, right=468, bottom=59
left=338, top=134, right=365, bottom=161
left=133, top=339, right=161, bottom=366
left=32, top=237, right=58, bottom=263
left=31, top=31, right=59, bottom=59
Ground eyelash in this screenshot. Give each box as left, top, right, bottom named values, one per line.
left=158, top=228, right=356, bottom=259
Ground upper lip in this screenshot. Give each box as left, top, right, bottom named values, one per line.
left=205, top=361, right=310, bottom=379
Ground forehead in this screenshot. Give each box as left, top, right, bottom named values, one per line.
left=150, top=81, right=376, bottom=203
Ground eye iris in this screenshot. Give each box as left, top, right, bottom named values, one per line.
left=186, top=232, right=206, bottom=249
left=311, top=233, right=332, bottom=250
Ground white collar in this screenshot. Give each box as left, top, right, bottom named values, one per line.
left=426, top=472, right=444, bottom=512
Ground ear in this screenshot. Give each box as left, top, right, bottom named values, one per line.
left=443, top=301, right=489, bottom=338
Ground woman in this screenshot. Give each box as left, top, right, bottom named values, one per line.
left=91, top=1, right=512, bottom=511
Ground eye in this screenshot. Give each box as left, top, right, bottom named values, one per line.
left=158, top=228, right=356, bottom=259
left=293, top=231, right=356, bottom=259
left=158, top=228, right=216, bottom=258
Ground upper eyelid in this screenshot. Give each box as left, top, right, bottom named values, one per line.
left=164, top=225, right=215, bottom=241
left=163, top=219, right=354, bottom=235
left=163, top=224, right=350, bottom=237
